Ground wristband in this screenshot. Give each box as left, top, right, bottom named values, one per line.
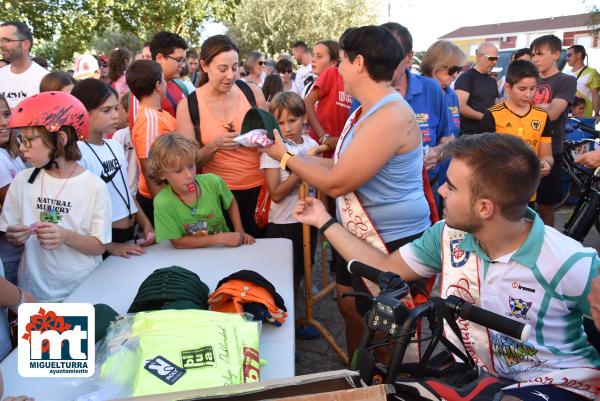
left=280, top=151, right=295, bottom=171
left=319, top=217, right=337, bottom=236
left=319, top=134, right=330, bottom=145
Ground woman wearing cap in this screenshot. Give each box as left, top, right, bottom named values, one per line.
left=176, top=35, right=268, bottom=238
left=262, top=26, right=430, bottom=356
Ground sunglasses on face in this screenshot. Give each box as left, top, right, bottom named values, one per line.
left=279, top=69, right=293, bottom=74
left=447, top=66, right=462, bottom=75
left=258, top=61, right=266, bottom=66
left=481, top=54, right=499, bottom=62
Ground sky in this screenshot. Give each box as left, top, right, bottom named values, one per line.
left=203, top=0, right=597, bottom=51
left=384, top=0, right=596, bottom=51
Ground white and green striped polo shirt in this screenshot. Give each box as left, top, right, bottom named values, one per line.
left=400, top=209, right=600, bottom=381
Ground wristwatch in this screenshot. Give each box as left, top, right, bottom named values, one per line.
left=280, top=151, right=295, bottom=171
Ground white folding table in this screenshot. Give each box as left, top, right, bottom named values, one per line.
left=0, top=239, right=295, bottom=400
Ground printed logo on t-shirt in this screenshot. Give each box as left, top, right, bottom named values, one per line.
left=181, top=346, right=216, bottom=369
left=531, top=120, right=541, bottom=131
left=185, top=220, right=209, bottom=236
left=37, top=197, right=72, bottom=222
left=144, top=355, right=186, bottom=385
left=507, top=296, right=532, bottom=320
left=532, top=84, right=552, bottom=105
left=0, top=90, right=27, bottom=103
left=100, top=158, right=121, bottom=183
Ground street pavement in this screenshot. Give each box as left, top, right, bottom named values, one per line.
left=294, top=206, right=600, bottom=375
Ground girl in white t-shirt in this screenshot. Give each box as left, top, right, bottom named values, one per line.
left=259, top=92, right=319, bottom=294
left=71, top=79, right=154, bottom=258
left=0, top=91, right=112, bottom=302
left=0, top=96, right=26, bottom=285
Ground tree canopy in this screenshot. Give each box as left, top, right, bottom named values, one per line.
left=1, top=0, right=239, bottom=68
left=225, top=0, right=377, bottom=58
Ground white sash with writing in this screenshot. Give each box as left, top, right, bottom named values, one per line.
left=440, top=224, right=600, bottom=399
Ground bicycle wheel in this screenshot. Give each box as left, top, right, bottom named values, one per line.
left=563, top=190, right=600, bottom=242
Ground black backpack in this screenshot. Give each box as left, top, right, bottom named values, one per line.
left=187, top=79, right=257, bottom=145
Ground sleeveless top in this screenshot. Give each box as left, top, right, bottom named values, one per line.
left=197, top=87, right=263, bottom=190
left=337, top=92, right=430, bottom=242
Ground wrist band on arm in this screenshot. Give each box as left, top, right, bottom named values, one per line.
left=319, top=217, right=337, bottom=235
left=280, top=151, right=295, bottom=171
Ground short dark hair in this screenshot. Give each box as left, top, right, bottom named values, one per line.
left=1, top=21, right=33, bottom=48
left=573, top=96, right=586, bottom=109
left=125, top=60, right=163, bottom=100
left=511, top=48, right=532, bottom=61
left=444, top=133, right=540, bottom=221
left=530, top=35, right=562, bottom=54
left=262, top=74, right=284, bottom=101
left=149, top=31, right=188, bottom=60
left=339, top=26, right=403, bottom=82
left=568, top=44, right=587, bottom=60
left=31, top=56, right=48, bottom=69
left=186, top=49, right=198, bottom=59
left=276, top=58, right=292, bottom=72
left=505, top=60, right=539, bottom=86
left=71, top=78, right=118, bottom=112
left=315, top=40, right=340, bottom=65
left=40, top=71, right=76, bottom=92
left=292, top=41, right=309, bottom=52
left=381, top=22, right=412, bottom=53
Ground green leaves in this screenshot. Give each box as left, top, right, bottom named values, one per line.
left=225, top=0, right=377, bottom=58
left=0, top=0, right=237, bottom=68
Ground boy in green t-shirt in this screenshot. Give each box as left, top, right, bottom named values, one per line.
left=149, top=133, right=255, bottom=248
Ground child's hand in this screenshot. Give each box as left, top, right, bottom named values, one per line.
left=106, top=242, right=145, bottom=258
left=219, top=232, right=246, bottom=247
left=35, top=222, right=66, bottom=250
left=139, top=224, right=156, bottom=246
left=540, top=160, right=552, bottom=177
left=6, top=224, right=32, bottom=246
left=241, top=232, right=255, bottom=245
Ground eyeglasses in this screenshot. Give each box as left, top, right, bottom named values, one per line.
left=480, top=54, right=499, bottom=62
left=17, top=134, right=41, bottom=148
left=166, top=55, right=186, bottom=65
left=447, top=66, right=462, bottom=75
left=279, top=69, right=293, bottom=74
left=0, top=37, right=26, bottom=45
left=258, top=61, right=266, bottom=66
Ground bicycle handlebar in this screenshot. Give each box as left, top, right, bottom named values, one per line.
left=348, top=260, right=531, bottom=341
left=447, top=295, right=531, bottom=341
left=568, top=118, right=600, bottom=137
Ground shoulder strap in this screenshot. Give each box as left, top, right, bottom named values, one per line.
left=187, top=91, right=201, bottom=144
left=235, top=79, right=257, bottom=107
left=173, top=79, right=190, bottom=96
left=576, top=66, right=588, bottom=80
left=187, top=81, right=255, bottom=146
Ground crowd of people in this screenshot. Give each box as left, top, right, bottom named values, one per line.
left=0, top=16, right=600, bottom=401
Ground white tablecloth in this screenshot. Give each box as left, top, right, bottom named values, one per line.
left=1, top=239, right=295, bottom=400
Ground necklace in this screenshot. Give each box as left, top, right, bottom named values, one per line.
left=175, top=182, right=201, bottom=217
left=209, top=91, right=240, bottom=132
left=39, top=164, right=78, bottom=222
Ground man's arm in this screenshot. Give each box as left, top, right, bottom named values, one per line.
left=293, top=197, right=425, bottom=282
left=456, top=90, right=484, bottom=121
left=139, top=158, right=163, bottom=197
left=535, top=98, right=569, bottom=122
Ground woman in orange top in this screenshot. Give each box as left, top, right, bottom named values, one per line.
left=176, top=35, right=268, bottom=237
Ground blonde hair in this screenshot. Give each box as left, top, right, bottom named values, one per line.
left=268, top=91, right=306, bottom=120
left=420, top=40, right=466, bottom=77
left=148, top=133, right=200, bottom=184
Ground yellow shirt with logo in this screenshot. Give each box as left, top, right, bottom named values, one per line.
left=479, top=102, right=552, bottom=154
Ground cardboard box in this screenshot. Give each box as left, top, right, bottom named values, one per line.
left=111, top=370, right=393, bottom=401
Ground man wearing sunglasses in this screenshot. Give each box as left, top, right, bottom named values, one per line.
left=455, top=43, right=500, bottom=135
left=0, top=21, right=48, bottom=109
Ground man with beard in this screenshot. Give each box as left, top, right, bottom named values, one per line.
left=0, top=21, right=47, bottom=109
left=293, top=133, right=600, bottom=401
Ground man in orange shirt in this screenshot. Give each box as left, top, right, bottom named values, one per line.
left=126, top=59, right=176, bottom=224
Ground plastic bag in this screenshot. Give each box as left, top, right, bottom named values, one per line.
left=233, top=129, right=274, bottom=148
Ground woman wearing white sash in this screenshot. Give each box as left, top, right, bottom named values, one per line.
left=262, top=26, right=430, bottom=357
